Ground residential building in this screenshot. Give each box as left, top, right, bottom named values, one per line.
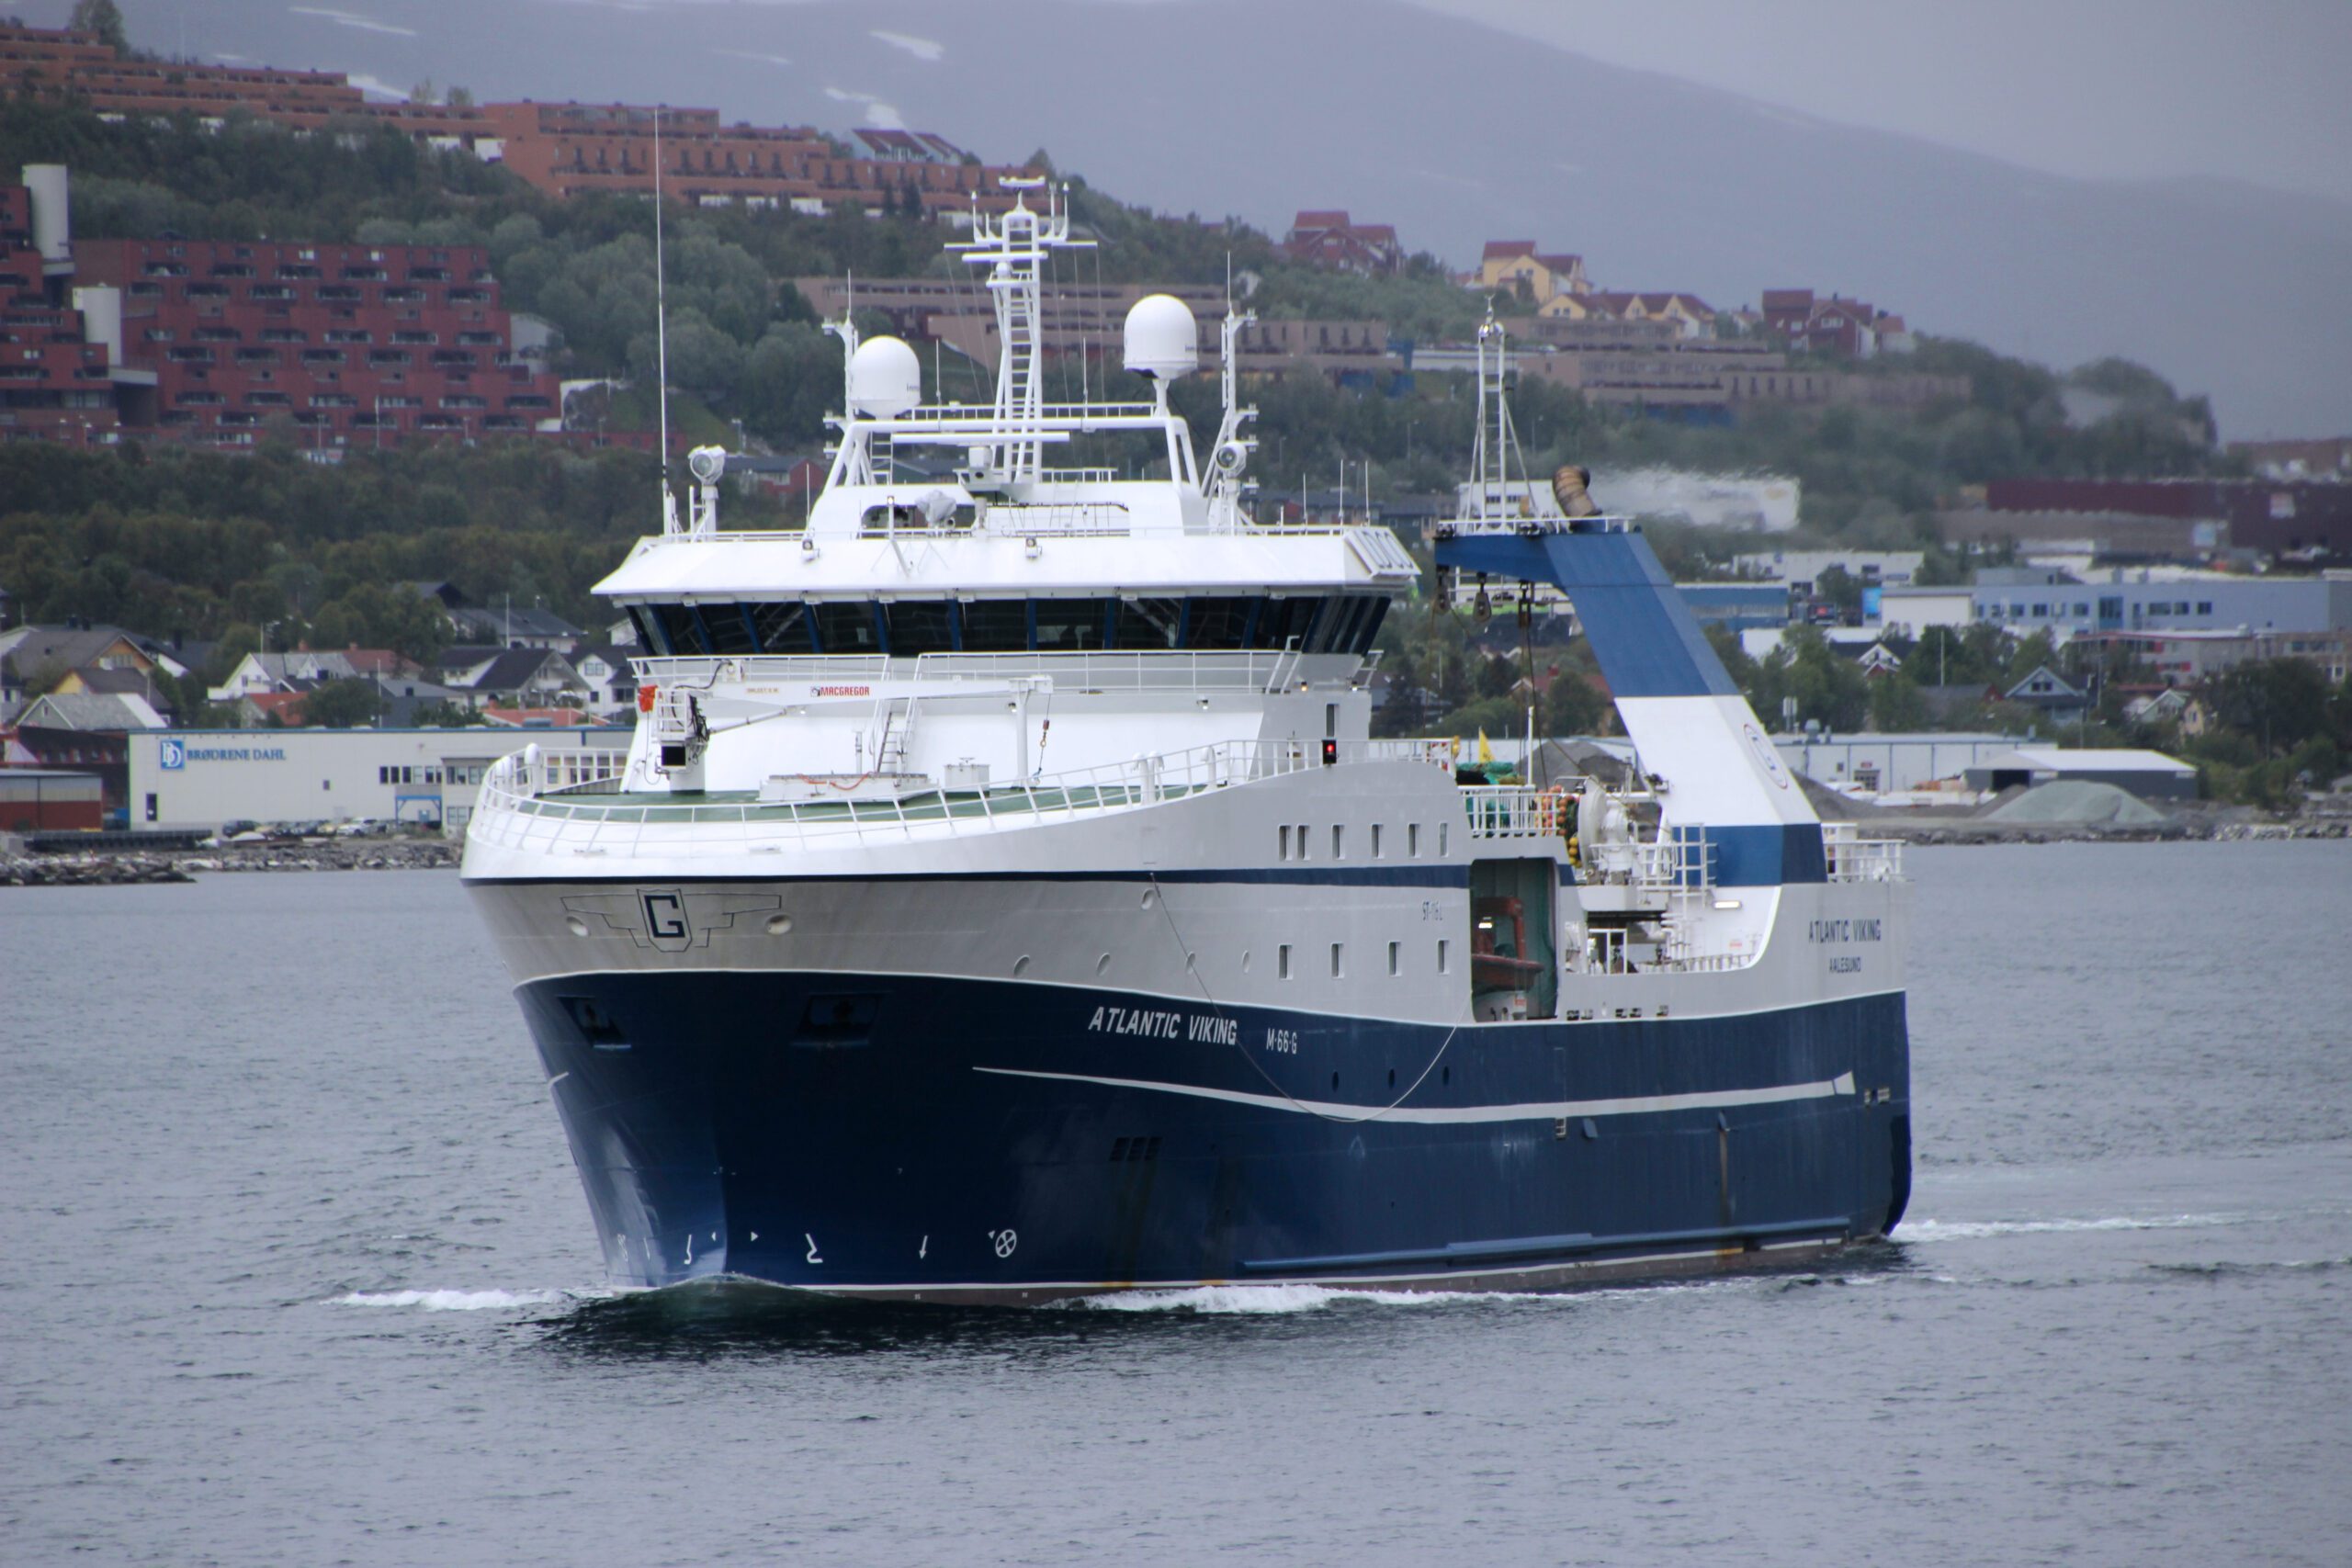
left=1546, top=290, right=1716, bottom=338
left=438, top=646, right=591, bottom=708
left=0, top=622, right=177, bottom=704
left=2002, top=664, right=2090, bottom=723
left=1283, top=211, right=1405, bottom=277
left=0, top=22, right=1034, bottom=224
left=73, top=228, right=563, bottom=452
left=2077, top=627, right=2352, bottom=687
left=209, top=649, right=384, bottom=702
left=569, top=645, right=640, bottom=719
left=1470, top=242, right=1590, bottom=304
left=1759, top=288, right=1910, bottom=358
left=12, top=687, right=166, bottom=728
left=0, top=172, right=155, bottom=446
left=448, top=604, right=584, bottom=650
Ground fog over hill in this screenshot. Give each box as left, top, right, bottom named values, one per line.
left=97, top=0, right=2352, bottom=437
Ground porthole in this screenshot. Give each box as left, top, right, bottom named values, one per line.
left=1095, top=953, right=1112, bottom=976
left=1013, top=954, right=1032, bottom=976
left=563, top=915, right=588, bottom=937
left=765, top=914, right=793, bottom=936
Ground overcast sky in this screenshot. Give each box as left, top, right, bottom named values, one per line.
left=1411, top=0, right=2352, bottom=205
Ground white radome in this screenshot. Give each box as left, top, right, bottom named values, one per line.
left=1123, top=293, right=1199, bottom=381
left=846, top=335, right=922, bottom=417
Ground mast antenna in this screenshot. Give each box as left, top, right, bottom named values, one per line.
left=654, top=107, right=676, bottom=533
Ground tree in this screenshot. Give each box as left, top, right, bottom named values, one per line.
left=2208, top=659, right=2331, bottom=758
left=1867, top=673, right=1928, bottom=732
left=68, top=0, right=129, bottom=53
left=302, top=677, right=382, bottom=728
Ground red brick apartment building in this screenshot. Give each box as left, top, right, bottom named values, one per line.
left=0, top=175, right=144, bottom=445
left=0, top=21, right=1030, bottom=219
left=69, top=235, right=560, bottom=450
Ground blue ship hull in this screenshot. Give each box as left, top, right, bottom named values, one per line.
left=518, top=971, right=1912, bottom=1301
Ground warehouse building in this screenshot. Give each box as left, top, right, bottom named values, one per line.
left=1962, top=746, right=2197, bottom=802
left=127, top=727, right=624, bottom=833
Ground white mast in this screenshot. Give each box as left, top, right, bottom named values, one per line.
left=1467, top=306, right=1531, bottom=525
left=654, top=107, right=678, bottom=535
left=947, top=176, right=1091, bottom=487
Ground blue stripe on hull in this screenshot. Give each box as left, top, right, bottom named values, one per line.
left=514, top=972, right=1911, bottom=1296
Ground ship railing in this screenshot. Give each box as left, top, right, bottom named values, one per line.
left=628, top=650, right=1332, bottom=694
left=490, top=745, right=629, bottom=800
left=470, top=737, right=1456, bottom=859
left=630, top=654, right=892, bottom=687
left=979, top=501, right=1133, bottom=535
left=1822, top=821, right=1905, bottom=882
left=1460, top=784, right=1578, bottom=840
left=912, top=649, right=1297, bottom=692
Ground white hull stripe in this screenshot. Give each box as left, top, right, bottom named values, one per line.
left=972, top=1066, right=1855, bottom=1124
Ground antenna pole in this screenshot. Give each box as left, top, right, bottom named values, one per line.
left=654, top=107, right=676, bottom=533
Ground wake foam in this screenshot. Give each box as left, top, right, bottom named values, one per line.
left=334, top=1288, right=582, bottom=1312
left=1077, top=1283, right=1482, bottom=1314
left=1904, top=1213, right=2237, bottom=1243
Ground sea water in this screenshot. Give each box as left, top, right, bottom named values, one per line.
left=4, top=842, right=2347, bottom=1564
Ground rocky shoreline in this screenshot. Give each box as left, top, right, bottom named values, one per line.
left=3, top=838, right=458, bottom=886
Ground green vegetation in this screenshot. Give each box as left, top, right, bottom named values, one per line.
left=3, top=99, right=2334, bottom=806
left=0, top=440, right=789, bottom=685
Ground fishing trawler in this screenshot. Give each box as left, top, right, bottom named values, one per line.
left=460, top=179, right=1911, bottom=1301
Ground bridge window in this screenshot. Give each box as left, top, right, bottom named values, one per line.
left=1184, top=596, right=1258, bottom=649
left=960, top=599, right=1030, bottom=651
left=1113, top=597, right=1183, bottom=650
left=1034, top=598, right=1110, bottom=652
left=751, top=600, right=811, bottom=652
left=702, top=604, right=758, bottom=657
left=814, top=602, right=882, bottom=654
left=650, top=603, right=709, bottom=656
left=885, top=601, right=956, bottom=656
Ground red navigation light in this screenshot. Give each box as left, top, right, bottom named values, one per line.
left=1321, top=738, right=1338, bottom=766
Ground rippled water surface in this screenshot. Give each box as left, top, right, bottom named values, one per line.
left=5, top=843, right=2348, bottom=1564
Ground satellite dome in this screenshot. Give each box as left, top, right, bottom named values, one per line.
left=847, top=335, right=922, bottom=417
left=1123, top=294, right=1199, bottom=381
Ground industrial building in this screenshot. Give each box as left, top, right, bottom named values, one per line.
left=1962, top=746, right=2198, bottom=802
left=128, top=727, right=622, bottom=833
left=1, top=767, right=102, bottom=831
left=1771, top=733, right=2019, bottom=795
left=1967, top=572, right=2350, bottom=640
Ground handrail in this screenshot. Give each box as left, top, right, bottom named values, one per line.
left=628, top=649, right=1346, bottom=694
left=470, top=736, right=1457, bottom=860
left=1822, top=821, right=1905, bottom=882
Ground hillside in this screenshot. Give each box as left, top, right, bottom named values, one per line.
left=102, top=0, right=2352, bottom=439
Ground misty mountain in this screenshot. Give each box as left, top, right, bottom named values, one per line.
left=112, top=0, right=2352, bottom=437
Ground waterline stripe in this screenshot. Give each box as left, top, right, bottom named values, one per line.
left=971, top=1066, right=1855, bottom=1124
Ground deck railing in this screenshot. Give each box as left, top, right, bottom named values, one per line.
left=1823, top=821, right=1905, bottom=882
left=471, top=737, right=1457, bottom=860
